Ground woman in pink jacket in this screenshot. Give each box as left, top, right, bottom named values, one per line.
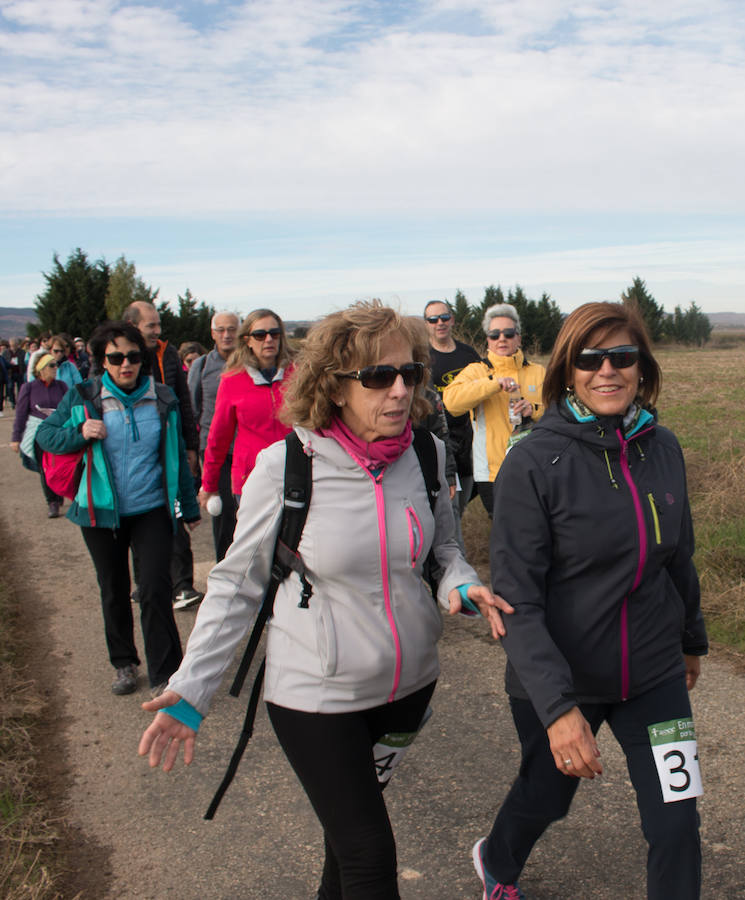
left=199, top=309, right=292, bottom=505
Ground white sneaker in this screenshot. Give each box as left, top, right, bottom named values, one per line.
left=173, top=588, right=203, bottom=610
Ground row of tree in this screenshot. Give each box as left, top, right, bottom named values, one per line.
left=449, top=276, right=712, bottom=352
left=450, top=285, right=564, bottom=354
left=30, top=249, right=216, bottom=347
left=621, top=277, right=712, bottom=347
left=30, top=250, right=712, bottom=353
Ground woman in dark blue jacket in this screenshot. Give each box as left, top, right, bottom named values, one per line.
left=472, top=302, right=707, bottom=900
left=37, top=322, right=200, bottom=698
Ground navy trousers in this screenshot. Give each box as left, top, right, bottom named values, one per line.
left=485, top=677, right=701, bottom=898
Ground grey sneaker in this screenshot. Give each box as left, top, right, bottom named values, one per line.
left=47, top=501, right=60, bottom=518
left=111, top=664, right=138, bottom=695
left=150, top=682, right=168, bottom=699
left=173, top=588, right=203, bottom=610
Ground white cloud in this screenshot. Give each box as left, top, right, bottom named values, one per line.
left=1, top=1, right=744, bottom=314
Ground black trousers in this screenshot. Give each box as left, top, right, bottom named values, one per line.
left=170, top=518, right=195, bottom=593
left=475, top=480, right=495, bottom=518
left=210, top=452, right=237, bottom=562
left=33, top=439, right=62, bottom=504
left=267, top=681, right=436, bottom=900
left=82, top=506, right=182, bottom=686
left=484, top=678, right=701, bottom=898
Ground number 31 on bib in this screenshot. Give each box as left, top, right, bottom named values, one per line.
left=648, top=718, right=703, bottom=803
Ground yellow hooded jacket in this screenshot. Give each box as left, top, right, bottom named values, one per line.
left=442, top=348, right=545, bottom=482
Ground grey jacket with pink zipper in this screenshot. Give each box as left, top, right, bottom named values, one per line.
left=168, top=425, right=479, bottom=717
left=490, top=401, right=708, bottom=730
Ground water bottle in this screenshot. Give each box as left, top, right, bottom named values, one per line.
left=507, top=382, right=522, bottom=428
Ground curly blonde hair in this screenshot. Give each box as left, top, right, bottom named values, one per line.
left=281, top=300, right=432, bottom=430
left=224, top=309, right=291, bottom=375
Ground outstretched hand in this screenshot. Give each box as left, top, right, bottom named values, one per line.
left=448, top=585, right=515, bottom=640
left=138, top=690, right=196, bottom=772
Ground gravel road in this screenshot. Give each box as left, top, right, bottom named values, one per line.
left=1, top=413, right=743, bottom=899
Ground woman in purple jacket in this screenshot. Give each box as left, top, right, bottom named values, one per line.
left=10, top=352, right=68, bottom=517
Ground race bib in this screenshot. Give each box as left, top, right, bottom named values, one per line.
left=373, top=706, right=432, bottom=785
left=648, top=718, right=703, bottom=803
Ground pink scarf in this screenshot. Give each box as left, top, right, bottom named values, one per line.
left=320, top=417, right=413, bottom=471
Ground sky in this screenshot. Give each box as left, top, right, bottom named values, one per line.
left=1, top=0, right=744, bottom=322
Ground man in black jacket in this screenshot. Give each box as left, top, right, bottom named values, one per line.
left=124, top=301, right=203, bottom=610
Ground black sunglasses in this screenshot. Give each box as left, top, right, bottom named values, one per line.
left=105, top=351, right=143, bottom=365
left=340, top=362, right=425, bottom=390
left=487, top=328, right=517, bottom=340
left=425, top=313, right=452, bottom=323
left=575, top=345, right=639, bottom=371
left=248, top=328, right=281, bottom=341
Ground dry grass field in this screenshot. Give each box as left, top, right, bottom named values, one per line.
left=462, top=331, right=745, bottom=653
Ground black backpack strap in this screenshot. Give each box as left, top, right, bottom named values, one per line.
left=412, top=427, right=440, bottom=516
left=412, top=428, right=443, bottom=599
left=205, top=432, right=312, bottom=820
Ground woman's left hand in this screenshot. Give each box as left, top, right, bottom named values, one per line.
left=684, top=654, right=701, bottom=691
left=139, top=690, right=196, bottom=771
left=448, top=585, right=515, bottom=639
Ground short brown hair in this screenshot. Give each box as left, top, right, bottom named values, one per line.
left=543, top=301, right=661, bottom=408
left=281, top=300, right=432, bottom=430
left=224, top=309, right=291, bottom=375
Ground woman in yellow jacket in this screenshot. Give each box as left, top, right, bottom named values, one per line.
left=443, top=304, right=545, bottom=517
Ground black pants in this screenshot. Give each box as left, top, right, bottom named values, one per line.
left=33, top=439, right=63, bottom=505
left=82, top=506, right=182, bottom=686
left=475, top=480, right=495, bottom=518
left=267, top=681, right=436, bottom=900
left=484, top=677, right=701, bottom=898
left=210, top=452, right=237, bottom=562
left=170, top=518, right=195, bottom=593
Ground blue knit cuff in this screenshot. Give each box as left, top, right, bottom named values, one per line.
left=458, top=584, right=480, bottom=616
left=162, top=698, right=203, bottom=732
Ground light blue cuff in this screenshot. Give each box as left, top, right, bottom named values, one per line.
left=162, top=698, right=203, bottom=732
left=458, top=583, right=480, bottom=616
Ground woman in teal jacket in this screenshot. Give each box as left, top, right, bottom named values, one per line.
left=37, top=321, right=201, bottom=698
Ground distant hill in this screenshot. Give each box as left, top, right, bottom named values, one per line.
left=0, top=307, right=37, bottom=337
left=707, top=312, right=745, bottom=329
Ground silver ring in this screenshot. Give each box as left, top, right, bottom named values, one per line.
left=564, top=758, right=572, bottom=767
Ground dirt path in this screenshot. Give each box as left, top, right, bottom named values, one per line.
left=1, top=414, right=743, bottom=899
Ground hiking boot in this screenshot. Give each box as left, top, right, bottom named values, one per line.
left=47, top=501, right=60, bottom=518
left=472, top=838, right=525, bottom=900
left=173, top=588, right=203, bottom=610
left=111, top=664, right=138, bottom=695
left=150, top=682, right=168, bottom=699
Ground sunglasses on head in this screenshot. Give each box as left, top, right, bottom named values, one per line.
left=425, top=313, right=452, bottom=323
left=575, top=345, right=639, bottom=371
left=105, top=351, right=143, bottom=365
left=487, top=328, right=517, bottom=340
left=339, top=362, right=424, bottom=390
left=248, top=328, right=281, bottom=341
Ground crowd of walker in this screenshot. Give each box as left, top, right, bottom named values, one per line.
left=2, top=298, right=707, bottom=899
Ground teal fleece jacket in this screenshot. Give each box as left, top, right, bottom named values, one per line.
left=36, top=377, right=200, bottom=530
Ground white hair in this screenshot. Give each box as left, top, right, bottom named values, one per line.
left=211, top=310, right=241, bottom=329
left=482, top=303, right=521, bottom=334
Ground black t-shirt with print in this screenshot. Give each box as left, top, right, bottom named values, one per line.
left=429, top=339, right=481, bottom=474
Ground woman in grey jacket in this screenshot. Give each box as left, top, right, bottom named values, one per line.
left=472, top=302, right=707, bottom=900
left=140, top=301, right=513, bottom=900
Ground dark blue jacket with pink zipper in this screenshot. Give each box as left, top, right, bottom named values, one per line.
left=490, top=400, right=708, bottom=729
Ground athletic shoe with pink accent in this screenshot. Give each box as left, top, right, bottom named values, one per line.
left=472, top=838, right=526, bottom=900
